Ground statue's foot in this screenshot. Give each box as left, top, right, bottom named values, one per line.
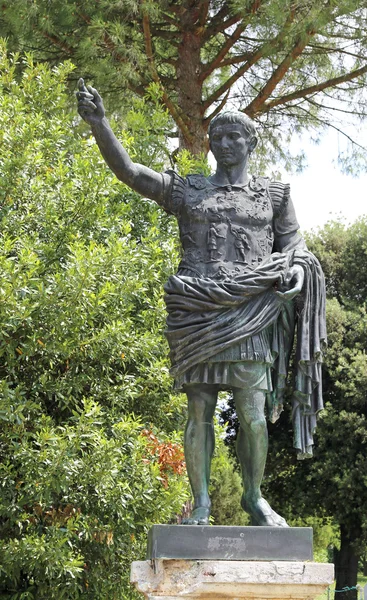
left=182, top=506, right=210, bottom=525
left=241, top=494, right=289, bottom=527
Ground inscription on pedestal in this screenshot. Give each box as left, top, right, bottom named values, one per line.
left=147, top=525, right=313, bottom=562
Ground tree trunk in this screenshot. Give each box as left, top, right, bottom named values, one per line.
left=334, top=523, right=361, bottom=600
left=176, top=7, right=208, bottom=155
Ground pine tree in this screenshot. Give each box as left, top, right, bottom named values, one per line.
left=1, top=0, right=366, bottom=166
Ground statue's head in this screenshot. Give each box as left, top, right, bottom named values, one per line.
left=208, top=110, right=257, bottom=165
left=208, top=110, right=256, bottom=140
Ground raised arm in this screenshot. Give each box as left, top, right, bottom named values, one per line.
left=76, top=79, right=168, bottom=203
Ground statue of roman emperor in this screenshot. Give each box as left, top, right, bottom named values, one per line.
left=77, top=79, right=326, bottom=527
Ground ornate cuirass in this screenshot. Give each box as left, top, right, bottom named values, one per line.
left=177, top=175, right=274, bottom=280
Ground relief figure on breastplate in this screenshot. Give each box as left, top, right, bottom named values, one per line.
left=206, top=218, right=228, bottom=262
left=77, top=83, right=327, bottom=529
left=258, top=224, right=274, bottom=257
left=180, top=231, right=203, bottom=272
left=231, top=225, right=250, bottom=264
left=213, top=265, right=232, bottom=282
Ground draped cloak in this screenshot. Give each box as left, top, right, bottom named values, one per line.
left=164, top=248, right=326, bottom=459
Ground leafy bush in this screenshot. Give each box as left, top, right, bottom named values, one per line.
left=0, top=43, right=189, bottom=598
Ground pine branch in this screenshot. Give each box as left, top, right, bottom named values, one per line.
left=150, top=28, right=181, bottom=41
left=218, top=53, right=254, bottom=68
left=203, top=12, right=296, bottom=111
left=77, top=10, right=130, bottom=66
left=160, top=11, right=179, bottom=26
left=307, top=97, right=366, bottom=118
left=261, top=63, right=367, bottom=112
left=141, top=2, right=193, bottom=144
left=41, top=32, right=73, bottom=56
left=308, top=43, right=366, bottom=61
left=159, top=57, right=178, bottom=67
left=200, top=21, right=249, bottom=81
left=285, top=104, right=367, bottom=152
left=203, top=90, right=231, bottom=126
left=202, top=9, right=241, bottom=42
left=198, top=0, right=210, bottom=27
left=166, top=3, right=184, bottom=15
left=245, top=28, right=316, bottom=117
left=203, top=0, right=263, bottom=42
left=159, top=74, right=178, bottom=87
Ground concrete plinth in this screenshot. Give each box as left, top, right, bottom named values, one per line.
left=131, top=559, right=334, bottom=599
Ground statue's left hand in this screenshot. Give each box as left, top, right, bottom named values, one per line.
left=276, top=264, right=304, bottom=301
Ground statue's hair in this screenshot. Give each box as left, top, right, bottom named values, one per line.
left=208, top=110, right=257, bottom=140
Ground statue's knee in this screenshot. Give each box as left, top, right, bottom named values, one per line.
left=245, top=415, right=266, bottom=434
left=187, top=398, right=214, bottom=422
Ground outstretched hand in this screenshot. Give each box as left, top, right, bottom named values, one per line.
left=76, top=78, right=105, bottom=125
left=275, top=264, right=304, bottom=301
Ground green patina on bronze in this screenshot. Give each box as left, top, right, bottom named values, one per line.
left=77, top=81, right=326, bottom=527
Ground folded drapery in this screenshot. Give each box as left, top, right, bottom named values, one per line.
left=164, top=249, right=326, bottom=459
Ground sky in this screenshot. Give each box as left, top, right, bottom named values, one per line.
left=208, top=127, right=367, bottom=233
left=285, top=130, right=367, bottom=233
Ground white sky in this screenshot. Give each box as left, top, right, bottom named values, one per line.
left=284, top=130, right=367, bottom=233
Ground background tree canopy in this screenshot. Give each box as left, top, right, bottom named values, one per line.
left=1, top=0, right=366, bottom=168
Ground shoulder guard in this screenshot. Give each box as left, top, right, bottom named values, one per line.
left=186, top=173, right=208, bottom=190
left=163, top=169, right=186, bottom=215
left=249, top=175, right=270, bottom=193
left=269, top=181, right=291, bottom=218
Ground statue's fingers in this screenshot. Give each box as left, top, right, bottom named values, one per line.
left=78, top=77, right=86, bottom=91
left=76, top=90, right=94, bottom=101
left=78, top=102, right=97, bottom=117
left=87, top=85, right=102, bottom=102
left=78, top=108, right=94, bottom=118
left=78, top=99, right=97, bottom=111
left=275, top=290, right=287, bottom=302
left=275, top=288, right=298, bottom=301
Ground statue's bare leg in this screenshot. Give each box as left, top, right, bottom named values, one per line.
left=182, top=383, right=218, bottom=525
left=233, top=387, right=288, bottom=527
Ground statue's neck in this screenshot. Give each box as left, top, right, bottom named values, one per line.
left=208, top=162, right=249, bottom=187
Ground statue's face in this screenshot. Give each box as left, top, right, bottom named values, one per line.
left=209, top=123, right=256, bottom=167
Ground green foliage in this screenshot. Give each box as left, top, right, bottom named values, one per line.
left=0, top=400, right=188, bottom=599
left=0, top=44, right=189, bottom=598
left=289, top=516, right=338, bottom=563
left=305, top=219, right=367, bottom=305
left=174, top=150, right=211, bottom=178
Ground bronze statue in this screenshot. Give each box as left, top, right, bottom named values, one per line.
left=77, top=79, right=326, bottom=527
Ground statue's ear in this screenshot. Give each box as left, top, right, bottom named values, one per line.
left=249, top=136, right=258, bottom=153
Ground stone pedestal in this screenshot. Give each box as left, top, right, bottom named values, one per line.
left=131, top=559, right=334, bottom=599
left=130, top=526, right=334, bottom=600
